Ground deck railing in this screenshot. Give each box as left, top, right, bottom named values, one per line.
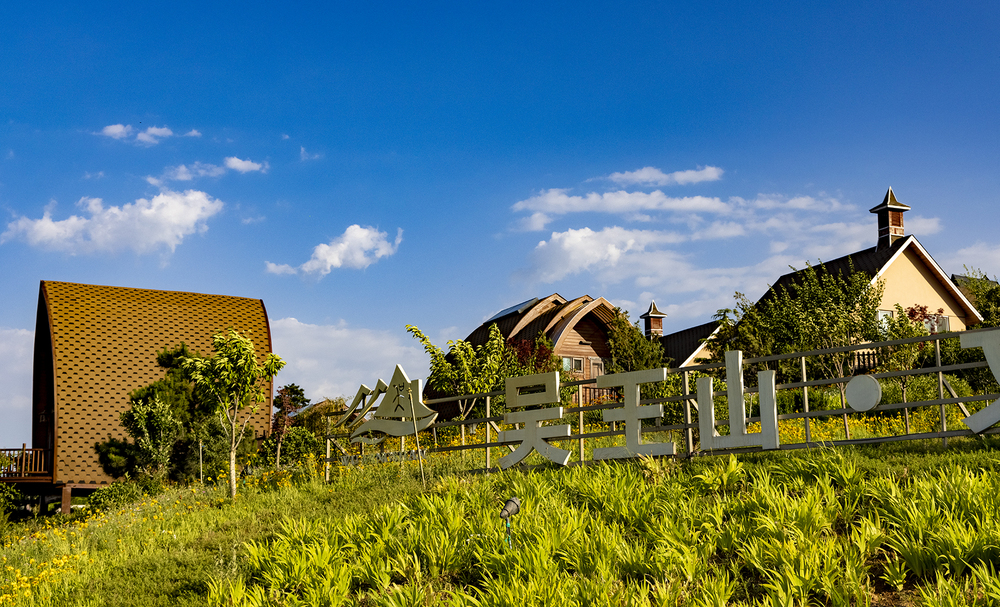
left=0, top=445, right=51, bottom=480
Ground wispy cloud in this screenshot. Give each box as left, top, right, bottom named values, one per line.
left=99, top=124, right=134, bottom=140
left=1, top=189, right=223, bottom=254
left=96, top=123, right=200, bottom=145
left=300, top=146, right=322, bottom=161
left=269, top=317, right=427, bottom=401
left=136, top=126, right=174, bottom=145
left=0, top=327, right=33, bottom=446
left=266, top=225, right=403, bottom=277
left=83, top=171, right=104, bottom=180
left=241, top=215, right=266, bottom=225
left=225, top=156, right=269, bottom=173
left=607, top=166, right=724, bottom=187
left=512, top=189, right=728, bottom=228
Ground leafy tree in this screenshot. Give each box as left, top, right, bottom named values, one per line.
left=180, top=329, right=285, bottom=499
left=294, top=396, right=347, bottom=439
left=272, top=384, right=310, bottom=468
left=119, top=395, right=182, bottom=481
left=960, top=266, right=1000, bottom=327
left=605, top=307, right=670, bottom=374
left=710, top=261, right=884, bottom=404
left=406, top=323, right=521, bottom=420
left=878, top=303, right=930, bottom=405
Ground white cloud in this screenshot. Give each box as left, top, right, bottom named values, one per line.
left=269, top=318, right=428, bottom=402
left=608, top=166, right=724, bottom=187
left=300, top=146, right=322, bottom=161
left=83, top=171, right=104, bottom=180
left=946, top=243, right=1000, bottom=276
left=136, top=126, right=174, bottom=145
left=242, top=215, right=266, bottom=225
left=0, top=327, right=33, bottom=446
left=906, top=215, right=943, bottom=236
left=224, top=156, right=268, bottom=173
left=265, top=262, right=298, bottom=275
left=513, top=189, right=729, bottom=219
left=526, top=226, right=686, bottom=283
left=5, top=150, right=13, bottom=160
left=161, top=162, right=226, bottom=182
left=281, top=134, right=290, bottom=140
left=516, top=212, right=552, bottom=232
left=269, top=225, right=403, bottom=277
left=1, top=189, right=223, bottom=254
left=184, top=129, right=202, bottom=137
left=99, top=124, right=134, bottom=139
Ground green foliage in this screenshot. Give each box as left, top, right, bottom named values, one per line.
left=119, top=395, right=182, bottom=480
left=259, top=427, right=322, bottom=468
left=272, top=384, right=310, bottom=468
left=87, top=476, right=147, bottom=511
left=606, top=307, right=670, bottom=374
left=294, top=396, right=347, bottom=438
left=962, top=266, right=1000, bottom=328
left=711, top=261, right=883, bottom=391
left=407, top=324, right=575, bottom=418
left=180, top=328, right=286, bottom=499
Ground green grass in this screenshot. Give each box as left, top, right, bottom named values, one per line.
left=5, top=440, right=1000, bottom=605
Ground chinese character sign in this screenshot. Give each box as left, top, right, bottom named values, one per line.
left=498, top=372, right=571, bottom=469
left=696, top=351, right=779, bottom=450
left=594, top=368, right=676, bottom=460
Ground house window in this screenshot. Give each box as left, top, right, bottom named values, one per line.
left=925, top=315, right=950, bottom=333
left=562, top=357, right=584, bottom=373
left=878, top=309, right=893, bottom=327
left=591, top=360, right=604, bottom=377
left=573, top=358, right=583, bottom=372
left=562, top=357, right=572, bottom=371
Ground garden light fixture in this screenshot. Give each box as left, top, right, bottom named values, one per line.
left=500, top=497, right=520, bottom=548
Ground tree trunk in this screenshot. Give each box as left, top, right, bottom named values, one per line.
left=229, top=409, right=238, bottom=499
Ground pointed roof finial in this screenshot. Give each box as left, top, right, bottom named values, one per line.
left=869, top=186, right=910, bottom=213
left=640, top=300, right=666, bottom=319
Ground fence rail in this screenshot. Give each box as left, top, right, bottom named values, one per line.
left=0, top=445, right=51, bottom=480
left=325, top=326, right=1000, bottom=473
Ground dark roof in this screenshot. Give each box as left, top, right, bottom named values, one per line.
left=952, top=274, right=1000, bottom=306
left=659, top=320, right=719, bottom=367
left=763, top=235, right=911, bottom=304
left=640, top=300, right=666, bottom=319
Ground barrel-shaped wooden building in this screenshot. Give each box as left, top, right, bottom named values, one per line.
left=10, top=281, right=274, bottom=509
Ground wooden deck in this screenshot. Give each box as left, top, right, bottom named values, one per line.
left=0, top=445, right=52, bottom=482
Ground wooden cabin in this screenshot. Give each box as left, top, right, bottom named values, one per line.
left=464, top=294, right=619, bottom=405
left=1, top=281, right=274, bottom=512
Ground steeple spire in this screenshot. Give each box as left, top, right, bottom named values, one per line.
left=639, top=301, right=667, bottom=338
left=869, top=187, right=910, bottom=250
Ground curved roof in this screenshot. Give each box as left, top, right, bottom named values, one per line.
left=466, top=293, right=618, bottom=350
left=35, top=281, right=273, bottom=486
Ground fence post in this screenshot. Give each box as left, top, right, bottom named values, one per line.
left=578, top=385, right=585, bottom=464
left=801, top=357, right=811, bottom=445
left=325, top=415, right=331, bottom=483
left=485, top=396, right=491, bottom=470
left=683, top=371, right=694, bottom=455
left=936, top=338, right=947, bottom=448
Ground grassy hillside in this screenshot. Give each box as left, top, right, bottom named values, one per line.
left=4, top=441, right=1000, bottom=606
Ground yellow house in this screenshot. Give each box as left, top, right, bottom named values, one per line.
left=659, top=187, right=983, bottom=365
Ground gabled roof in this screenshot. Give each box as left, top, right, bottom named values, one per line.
left=465, top=293, right=617, bottom=348
left=660, top=320, right=719, bottom=367
left=764, top=235, right=981, bottom=323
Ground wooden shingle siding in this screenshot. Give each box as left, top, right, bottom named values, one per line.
left=36, top=281, right=274, bottom=486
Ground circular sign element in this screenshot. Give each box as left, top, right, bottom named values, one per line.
left=845, top=375, right=881, bottom=412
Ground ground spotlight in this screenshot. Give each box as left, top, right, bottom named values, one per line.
left=500, top=497, right=520, bottom=548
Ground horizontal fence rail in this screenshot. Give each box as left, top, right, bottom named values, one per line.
left=326, top=326, right=1000, bottom=472
left=0, top=446, right=52, bottom=480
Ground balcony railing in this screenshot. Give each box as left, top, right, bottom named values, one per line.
left=0, top=445, right=51, bottom=481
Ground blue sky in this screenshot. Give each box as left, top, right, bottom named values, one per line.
left=1, top=2, right=998, bottom=445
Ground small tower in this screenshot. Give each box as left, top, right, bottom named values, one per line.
left=639, top=301, right=667, bottom=338
left=869, top=187, right=910, bottom=251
